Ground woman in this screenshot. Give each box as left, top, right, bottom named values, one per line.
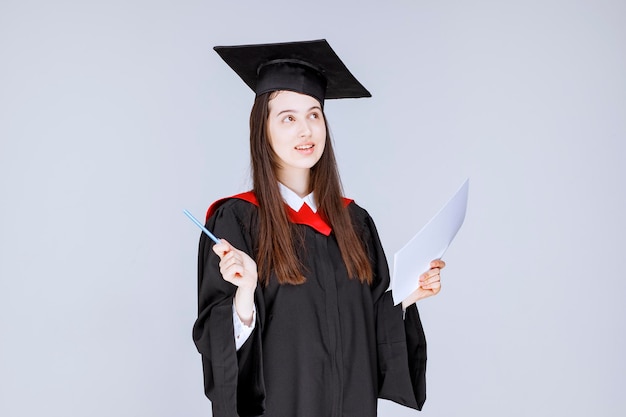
left=193, top=39, right=444, bottom=417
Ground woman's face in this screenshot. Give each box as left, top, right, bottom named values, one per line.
left=267, top=90, right=326, bottom=180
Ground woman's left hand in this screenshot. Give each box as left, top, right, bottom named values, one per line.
left=401, top=259, right=445, bottom=310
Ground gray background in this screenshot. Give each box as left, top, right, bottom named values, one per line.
left=1, top=0, right=624, bottom=416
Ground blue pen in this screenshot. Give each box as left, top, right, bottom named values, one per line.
left=183, top=209, right=221, bottom=244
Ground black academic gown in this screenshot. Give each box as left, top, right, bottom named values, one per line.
left=192, top=196, right=428, bottom=417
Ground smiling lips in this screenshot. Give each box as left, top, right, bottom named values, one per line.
left=295, top=144, right=314, bottom=152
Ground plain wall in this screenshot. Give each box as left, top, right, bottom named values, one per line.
left=1, top=1, right=625, bottom=416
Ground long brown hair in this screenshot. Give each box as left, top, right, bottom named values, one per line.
left=250, top=91, right=373, bottom=286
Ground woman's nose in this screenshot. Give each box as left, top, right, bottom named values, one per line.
left=298, top=119, right=312, bottom=137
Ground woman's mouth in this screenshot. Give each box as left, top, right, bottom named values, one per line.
left=295, top=144, right=315, bottom=155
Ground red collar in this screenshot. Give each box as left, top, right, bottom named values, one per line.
left=206, top=191, right=353, bottom=236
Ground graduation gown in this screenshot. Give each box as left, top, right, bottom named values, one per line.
left=192, top=194, right=428, bottom=417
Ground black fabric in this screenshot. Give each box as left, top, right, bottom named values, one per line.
left=213, top=39, right=371, bottom=103
left=192, top=198, right=427, bottom=417
left=256, top=61, right=327, bottom=106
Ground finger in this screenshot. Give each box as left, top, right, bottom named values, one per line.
left=212, top=240, right=233, bottom=259
left=221, top=263, right=244, bottom=282
left=421, top=280, right=442, bottom=291
left=430, top=259, right=446, bottom=269
left=221, top=253, right=242, bottom=272
left=420, top=273, right=441, bottom=288
left=223, top=250, right=239, bottom=264
left=420, top=268, right=440, bottom=281
left=422, top=275, right=441, bottom=286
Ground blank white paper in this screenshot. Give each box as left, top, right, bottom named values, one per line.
left=391, top=178, right=469, bottom=305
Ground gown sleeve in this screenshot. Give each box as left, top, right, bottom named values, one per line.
left=363, top=212, right=428, bottom=411
left=191, top=201, right=265, bottom=417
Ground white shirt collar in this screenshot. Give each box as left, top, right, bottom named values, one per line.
left=278, top=182, right=318, bottom=213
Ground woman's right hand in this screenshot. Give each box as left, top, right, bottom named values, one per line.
left=212, top=239, right=257, bottom=325
left=212, top=239, right=258, bottom=290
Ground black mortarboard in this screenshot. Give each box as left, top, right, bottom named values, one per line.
left=213, top=39, right=371, bottom=104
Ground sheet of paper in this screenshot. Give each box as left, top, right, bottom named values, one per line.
left=391, top=178, right=469, bottom=305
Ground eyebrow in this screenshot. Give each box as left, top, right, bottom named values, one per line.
left=275, top=106, right=322, bottom=117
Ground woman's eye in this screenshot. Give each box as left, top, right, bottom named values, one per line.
left=282, top=115, right=295, bottom=123
left=309, top=112, right=320, bottom=120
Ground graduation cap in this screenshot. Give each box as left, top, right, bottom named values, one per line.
left=213, top=39, right=371, bottom=104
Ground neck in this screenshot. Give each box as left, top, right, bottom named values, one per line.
left=277, top=168, right=311, bottom=197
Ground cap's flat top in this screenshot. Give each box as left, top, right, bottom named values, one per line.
left=214, top=39, right=371, bottom=99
